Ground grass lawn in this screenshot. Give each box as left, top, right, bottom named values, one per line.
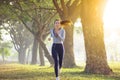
left=0, top=62, right=120, bottom=80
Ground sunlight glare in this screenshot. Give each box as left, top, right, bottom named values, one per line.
left=103, top=0, right=120, bottom=28
left=74, top=18, right=82, bottom=27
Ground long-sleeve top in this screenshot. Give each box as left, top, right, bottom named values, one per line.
left=50, top=28, right=65, bottom=44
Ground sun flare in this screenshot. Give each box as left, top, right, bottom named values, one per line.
left=74, top=18, right=82, bottom=27
left=103, top=0, right=120, bottom=28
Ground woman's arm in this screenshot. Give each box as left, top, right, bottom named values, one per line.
left=48, top=29, right=53, bottom=41
left=58, top=29, right=65, bottom=41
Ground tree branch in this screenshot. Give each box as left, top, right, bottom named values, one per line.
left=9, top=7, right=35, bottom=35
left=44, top=12, right=57, bottom=26
left=60, top=0, right=68, bottom=18
left=14, top=2, right=40, bottom=26
left=9, top=28, right=19, bottom=52
left=68, top=0, right=81, bottom=21
left=52, top=0, right=63, bottom=16
left=70, top=0, right=81, bottom=10
left=40, top=12, right=57, bottom=37
left=66, top=0, right=72, bottom=7
left=10, top=33, right=19, bottom=52
left=61, top=0, right=66, bottom=10
left=39, top=7, right=56, bottom=11
left=19, top=16, right=35, bottom=35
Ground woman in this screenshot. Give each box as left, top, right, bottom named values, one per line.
left=50, top=19, right=71, bottom=80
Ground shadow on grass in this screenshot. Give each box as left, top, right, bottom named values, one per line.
left=0, top=71, right=54, bottom=79
left=62, top=70, right=120, bottom=80
left=0, top=67, right=54, bottom=80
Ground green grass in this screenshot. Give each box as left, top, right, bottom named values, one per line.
left=0, top=62, right=120, bottom=80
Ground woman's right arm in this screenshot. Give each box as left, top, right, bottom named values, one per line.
left=50, top=29, right=54, bottom=37
left=48, top=29, right=53, bottom=41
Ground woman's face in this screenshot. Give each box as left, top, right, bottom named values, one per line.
left=54, top=21, right=61, bottom=29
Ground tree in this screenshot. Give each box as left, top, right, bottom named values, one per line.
left=0, top=3, right=34, bottom=64
left=9, top=0, right=55, bottom=65
left=81, top=0, right=112, bottom=74
left=2, top=21, right=33, bottom=64
left=0, top=0, right=55, bottom=65
left=0, top=41, right=12, bottom=62
left=0, top=48, right=11, bottom=62
left=52, top=0, right=81, bottom=67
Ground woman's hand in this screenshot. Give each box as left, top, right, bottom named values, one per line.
left=48, top=38, right=51, bottom=41
left=54, top=28, right=60, bottom=37
left=55, top=29, right=59, bottom=35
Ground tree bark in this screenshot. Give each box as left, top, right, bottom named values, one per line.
left=18, top=48, right=26, bottom=64
left=39, top=43, right=45, bottom=66
left=81, top=0, right=112, bottom=74
left=39, top=39, right=54, bottom=65
left=63, top=25, right=76, bottom=68
left=26, top=48, right=30, bottom=64
left=31, top=37, right=39, bottom=64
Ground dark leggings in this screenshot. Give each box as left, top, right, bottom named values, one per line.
left=52, top=43, right=64, bottom=77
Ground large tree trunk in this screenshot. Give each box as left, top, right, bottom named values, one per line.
left=81, top=0, right=112, bottom=74
left=26, top=48, right=30, bottom=64
left=31, top=37, right=39, bottom=64
left=63, top=24, right=76, bottom=68
left=39, top=43, right=45, bottom=66
left=60, top=15, right=76, bottom=68
left=60, top=17, right=76, bottom=68
left=18, top=48, right=26, bottom=64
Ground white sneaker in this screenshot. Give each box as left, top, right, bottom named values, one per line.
left=56, top=77, right=60, bottom=80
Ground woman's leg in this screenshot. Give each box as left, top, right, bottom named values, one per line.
left=58, top=44, right=64, bottom=69
left=52, top=44, right=59, bottom=77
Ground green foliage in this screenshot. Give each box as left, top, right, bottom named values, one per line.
left=0, top=62, right=120, bottom=80
left=0, top=41, right=12, bottom=56
left=0, top=0, right=58, bottom=33
left=0, top=48, right=11, bottom=56
left=0, top=4, right=17, bottom=21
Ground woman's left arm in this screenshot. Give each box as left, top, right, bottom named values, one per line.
left=58, top=29, right=65, bottom=41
